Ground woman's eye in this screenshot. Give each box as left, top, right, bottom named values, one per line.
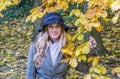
left=57, top=25, right=61, bottom=27
left=48, top=25, right=52, bottom=27
left=57, top=25, right=60, bottom=27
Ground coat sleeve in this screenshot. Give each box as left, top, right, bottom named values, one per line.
left=26, top=43, right=37, bottom=79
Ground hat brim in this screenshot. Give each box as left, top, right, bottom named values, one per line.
left=38, top=21, right=69, bottom=32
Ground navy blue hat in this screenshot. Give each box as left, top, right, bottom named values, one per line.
left=38, top=12, right=69, bottom=32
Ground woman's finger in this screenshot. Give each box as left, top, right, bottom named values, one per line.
left=89, top=36, right=97, bottom=48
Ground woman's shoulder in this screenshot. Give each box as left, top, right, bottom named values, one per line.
left=28, top=42, right=37, bottom=53
left=28, top=41, right=36, bottom=47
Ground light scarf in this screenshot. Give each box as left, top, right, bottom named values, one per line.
left=49, top=40, right=62, bottom=66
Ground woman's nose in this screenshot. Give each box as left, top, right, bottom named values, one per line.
left=53, top=27, right=57, bottom=31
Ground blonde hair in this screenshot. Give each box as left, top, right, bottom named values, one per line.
left=34, top=27, right=67, bottom=67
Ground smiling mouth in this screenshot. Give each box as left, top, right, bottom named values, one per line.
left=51, top=32, right=58, bottom=35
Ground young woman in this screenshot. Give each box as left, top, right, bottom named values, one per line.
left=26, top=12, right=97, bottom=79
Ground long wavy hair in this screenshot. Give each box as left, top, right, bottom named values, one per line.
left=33, top=26, right=67, bottom=67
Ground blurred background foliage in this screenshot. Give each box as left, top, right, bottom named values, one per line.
left=0, top=0, right=120, bottom=79
left=0, top=0, right=34, bottom=23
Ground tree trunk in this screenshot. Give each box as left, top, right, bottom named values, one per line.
left=84, top=27, right=110, bottom=56
left=81, top=1, right=110, bottom=56
left=31, top=0, right=42, bottom=42
left=91, top=28, right=110, bottom=55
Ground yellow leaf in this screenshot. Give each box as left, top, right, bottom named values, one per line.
left=11, top=0, right=21, bottom=5
left=77, top=58, right=81, bottom=62
left=83, top=41, right=90, bottom=47
left=0, top=12, right=3, bottom=17
left=95, top=25, right=103, bottom=32
left=112, top=66, right=120, bottom=74
left=31, top=15, right=38, bottom=22
left=92, top=74, right=100, bottom=79
left=77, top=26, right=87, bottom=34
left=69, top=9, right=75, bottom=16
left=67, top=42, right=75, bottom=51
left=92, top=57, right=99, bottom=66
left=92, top=19, right=100, bottom=27
left=56, top=0, right=62, bottom=10
left=101, top=11, right=107, bottom=18
left=47, top=0, right=54, bottom=4
left=85, top=23, right=92, bottom=31
left=62, top=1, right=69, bottom=11
left=4, top=1, right=12, bottom=7
left=77, top=34, right=84, bottom=41
left=0, top=0, right=12, bottom=12
left=81, top=18, right=88, bottom=25
left=72, top=34, right=78, bottom=41
left=81, top=42, right=90, bottom=54
left=102, top=18, right=110, bottom=22
left=75, top=17, right=88, bottom=26
left=66, top=33, right=72, bottom=40
left=61, top=48, right=73, bottom=56
left=46, top=7, right=57, bottom=12
left=25, top=15, right=32, bottom=22
left=73, top=0, right=83, bottom=3
left=90, top=67, right=95, bottom=73
left=61, top=58, right=70, bottom=63
left=82, top=46, right=90, bottom=54
left=0, top=4, right=6, bottom=11
left=91, top=65, right=107, bottom=74
left=112, top=11, right=120, bottom=24
left=100, top=65, right=107, bottom=74
left=87, top=57, right=94, bottom=62
left=37, top=12, right=44, bottom=18
left=30, top=8, right=39, bottom=14
left=75, top=47, right=81, bottom=56
left=99, top=76, right=111, bottom=79
left=70, top=9, right=83, bottom=17
left=77, top=0, right=84, bottom=4
left=61, top=42, right=75, bottom=56
left=79, top=55, right=87, bottom=60
left=75, top=42, right=90, bottom=55
left=26, top=12, right=44, bottom=22
left=75, top=42, right=90, bottom=56
left=86, top=8, right=97, bottom=18
left=111, top=0, right=120, bottom=12
left=94, top=68, right=101, bottom=74
left=69, top=58, right=78, bottom=68
left=84, top=74, right=91, bottom=79
left=75, top=18, right=81, bottom=26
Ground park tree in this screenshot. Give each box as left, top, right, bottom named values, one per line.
left=0, top=0, right=120, bottom=79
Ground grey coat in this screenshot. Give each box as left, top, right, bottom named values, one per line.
left=26, top=43, right=91, bottom=79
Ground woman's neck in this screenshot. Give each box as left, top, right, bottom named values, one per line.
left=50, top=39, right=55, bottom=43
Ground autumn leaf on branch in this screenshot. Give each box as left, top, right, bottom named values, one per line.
left=111, top=0, right=120, bottom=12
left=90, top=64, right=107, bottom=74
left=112, top=66, right=120, bottom=74
left=0, top=0, right=21, bottom=13
left=87, top=56, right=100, bottom=66
left=69, top=58, right=78, bottom=68
left=70, top=9, right=84, bottom=17
left=25, top=6, right=46, bottom=22
left=84, top=74, right=91, bottom=79
left=0, top=12, right=3, bottom=17
left=112, top=11, right=120, bottom=24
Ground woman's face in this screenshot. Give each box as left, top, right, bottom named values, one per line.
left=47, top=23, right=62, bottom=41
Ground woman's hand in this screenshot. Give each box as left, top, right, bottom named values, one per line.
left=89, top=36, right=97, bottom=49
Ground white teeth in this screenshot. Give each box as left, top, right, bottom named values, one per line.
left=52, top=33, right=57, bottom=35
